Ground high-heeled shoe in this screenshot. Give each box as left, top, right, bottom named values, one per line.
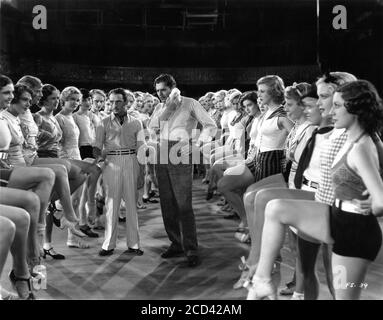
left=60, top=218, right=86, bottom=237
left=9, top=270, right=35, bottom=300
left=246, top=276, right=277, bottom=300
left=0, top=286, right=19, bottom=300
left=43, top=247, right=65, bottom=260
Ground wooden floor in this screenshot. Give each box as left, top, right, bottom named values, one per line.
left=2, top=178, right=383, bottom=300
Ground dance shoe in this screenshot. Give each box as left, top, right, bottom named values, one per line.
left=246, top=276, right=277, bottom=300
left=279, top=281, right=296, bottom=296
left=60, top=218, right=87, bottom=237
left=42, top=247, right=65, bottom=260
left=0, top=286, right=19, bottom=300
left=79, top=225, right=99, bottom=238
left=9, top=270, right=35, bottom=300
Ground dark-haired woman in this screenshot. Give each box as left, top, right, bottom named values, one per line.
left=250, top=80, right=383, bottom=300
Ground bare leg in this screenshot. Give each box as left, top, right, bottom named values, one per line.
left=69, top=159, right=101, bottom=224
left=248, top=188, right=315, bottom=266
left=298, top=236, right=321, bottom=299
left=243, top=174, right=288, bottom=262
left=7, top=166, right=55, bottom=226
left=0, top=187, right=41, bottom=267
left=332, top=254, right=370, bottom=300
left=217, top=165, right=255, bottom=227
left=254, top=199, right=333, bottom=281
left=0, top=203, right=31, bottom=279
left=0, top=215, right=16, bottom=277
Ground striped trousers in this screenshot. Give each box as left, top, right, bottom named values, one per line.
left=102, top=154, right=140, bottom=250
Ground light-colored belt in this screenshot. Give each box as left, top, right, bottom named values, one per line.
left=0, top=152, right=8, bottom=160
left=302, top=177, right=319, bottom=189
left=334, top=199, right=369, bottom=215
left=107, top=149, right=136, bottom=156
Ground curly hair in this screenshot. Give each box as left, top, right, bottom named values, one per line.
left=16, top=75, right=42, bottom=91
left=239, top=90, right=258, bottom=106
left=11, top=84, right=33, bottom=104
left=89, top=89, right=106, bottom=99
left=284, top=82, right=313, bottom=104
left=60, top=86, right=82, bottom=103
left=39, top=84, right=59, bottom=106
left=257, top=75, right=285, bottom=105
left=336, top=80, right=383, bottom=137
left=316, top=71, right=357, bottom=90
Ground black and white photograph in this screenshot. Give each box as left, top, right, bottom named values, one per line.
left=0, top=0, right=382, bottom=304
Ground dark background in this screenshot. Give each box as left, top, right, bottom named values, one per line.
left=1, top=0, right=382, bottom=97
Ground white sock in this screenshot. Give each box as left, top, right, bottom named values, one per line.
left=43, top=243, right=51, bottom=250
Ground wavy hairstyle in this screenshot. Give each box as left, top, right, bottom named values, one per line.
left=336, top=80, right=383, bottom=137
left=11, top=84, right=33, bottom=104
left=60, top=86, right=82, bottom=104
left=0, top=75, right=13, bottom=89
left=257, top=75, right=285, bottom=104
left=284, top=82, right=313, bottom=104
left=39, top=84, right=59, bottom=106
left=316, top=71, right=357, bottom=90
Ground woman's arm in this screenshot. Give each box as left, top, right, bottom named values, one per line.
left=349, top=140, right=383, bottom=216
left=277, top=116, right=294, bottom=132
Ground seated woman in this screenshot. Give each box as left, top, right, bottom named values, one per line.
left=244, top=72, right=357, bottom=300
left=200, top=90, right=225, bottom=183
left=249, top=79, right=383, bottom=300
left=72, top=88, right=101, bottom=235
left=234, top=83, right=317, bottom=293
left=216, top=75, right=293, bottom=239
left=0, top=201, right=35, bottom=300
left=56, top=86, right=102, bottom=248
left=206, top=91, right=247, bottom=197
left=0, top=215, right=18, bottom=300
left=0, top=76, right=56, bottom=270
left=1, top=83, right=87, bottom=240
left=206, top=91, right=260, bottom=202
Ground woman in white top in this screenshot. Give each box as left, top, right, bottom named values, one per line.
left=217, top=75, right=293, bottom=238
left=248, top=78, right=383, bottom=301
left=206, top=91, right=259, bottom=199
left=2, top=84, right=85, bottom=236
left=56, top=86, right=102, bottom=247
left=246, top=72, right=359, bottom=300
left=234, top=83, right=317, bottom=292
left=73, top=88, right=100, bottom=160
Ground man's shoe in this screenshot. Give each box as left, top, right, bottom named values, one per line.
left=98, top=249, right=114, bottom=256
left=180, top=255, right=200, bottom=268
left=161, top=247, right=184, bottom=259
left=118, top=217, right=126, bottom=222
left=79, top=225, right=99, bottom=238
left=127, top=248, right=144, bottom=256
